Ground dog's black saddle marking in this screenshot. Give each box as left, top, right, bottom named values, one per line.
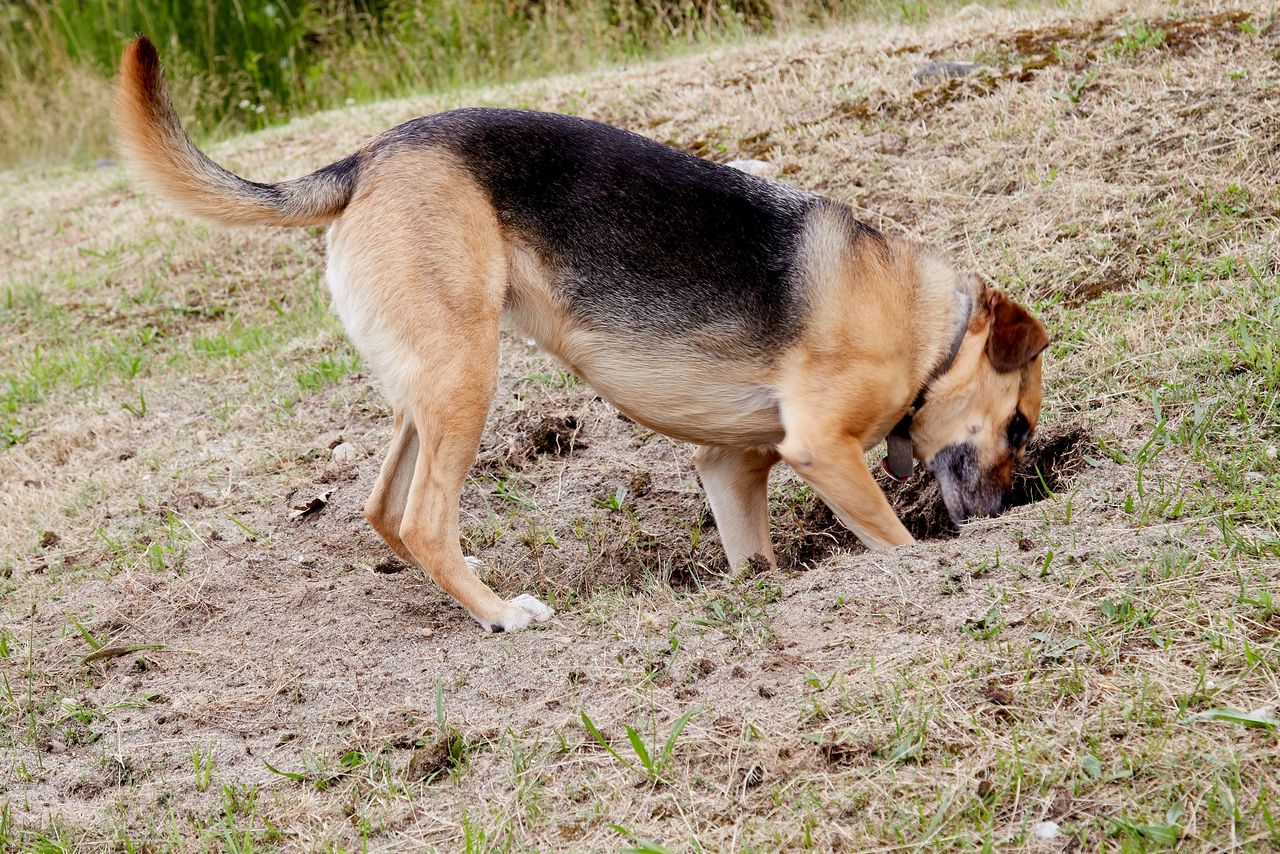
left=386, top=109, right=826, bottom=354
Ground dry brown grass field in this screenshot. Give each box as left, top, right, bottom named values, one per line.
left=2, top=0, right=1278, bottom=850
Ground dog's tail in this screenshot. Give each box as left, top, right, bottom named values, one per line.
left=116, top=36, right=358, bottom=228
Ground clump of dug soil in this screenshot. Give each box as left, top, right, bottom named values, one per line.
left=527, top=413, right=582, bottom=457
left=476, top=411, right=585, bottom=471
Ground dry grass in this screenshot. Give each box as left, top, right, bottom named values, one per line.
left=0, top=0, right=1015, bottom=169
left=2, top=0, right=1278, bottom=850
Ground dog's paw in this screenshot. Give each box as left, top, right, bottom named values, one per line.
left=482, top=594, right=555, bottom=633
left=510, top=594, right=554, bottom=622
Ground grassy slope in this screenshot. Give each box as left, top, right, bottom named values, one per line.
left=0, top=0, right=807, bottom=168
left=2, top=0, right=1278, bottom=850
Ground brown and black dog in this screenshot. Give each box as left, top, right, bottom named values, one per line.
left=116, top=37, right=1048, bottom=632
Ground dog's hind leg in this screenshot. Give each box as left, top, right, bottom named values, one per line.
left=363, top=410, right=419, bottom=565
left=395, top=335, right=554, bottom=632
left=330, top=148, right=552, bottom=631
left=694, top=445, right=780, bottom=569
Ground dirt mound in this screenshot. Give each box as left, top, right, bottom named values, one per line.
left=475, top=410, right=585, bottom=471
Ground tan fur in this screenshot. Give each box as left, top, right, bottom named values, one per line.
left=693, top=446, right=780, bottom=567
left=326, top=151, right=549, bottom=630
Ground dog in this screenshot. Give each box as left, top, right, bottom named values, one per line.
left=116, top=37, right=1049, bottom=633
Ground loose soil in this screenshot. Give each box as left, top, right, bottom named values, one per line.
left=2, top=1, right=1277, bottom=850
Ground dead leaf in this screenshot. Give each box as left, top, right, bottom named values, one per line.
left=290, top=489, right=333, bottom=520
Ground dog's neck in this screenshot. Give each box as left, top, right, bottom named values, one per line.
left=883, top=291, right=972, bottom=481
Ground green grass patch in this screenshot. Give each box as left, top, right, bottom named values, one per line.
left=0, top=0, right=856, bottom=168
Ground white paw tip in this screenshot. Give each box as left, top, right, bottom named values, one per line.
left=510, top=593, right=554, bottom=622
left=479, top=594, right=555, bottom=633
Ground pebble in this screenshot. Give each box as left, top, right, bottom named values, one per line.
left=1032, top=820, right=1061, bottom=840
left=331, top=442, right=359, bottom=464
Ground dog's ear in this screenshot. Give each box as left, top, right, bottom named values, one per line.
left=985, top=291, right=1049, bottom=372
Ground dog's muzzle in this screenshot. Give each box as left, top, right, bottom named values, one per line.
left=928, top=442, right=1008, bottom=525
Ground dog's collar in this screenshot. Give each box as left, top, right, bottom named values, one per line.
left=882, top=292, right=973, bottom=482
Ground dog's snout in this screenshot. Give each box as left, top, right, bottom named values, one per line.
left=929, top=442, right=1009, bottom=526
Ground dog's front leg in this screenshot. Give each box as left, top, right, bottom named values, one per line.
left=693, top=445, right=780, bottom=569
left=777, top=432, right=913, bottom=550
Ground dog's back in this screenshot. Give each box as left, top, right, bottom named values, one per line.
left=380, top=109, right=821, bottom=352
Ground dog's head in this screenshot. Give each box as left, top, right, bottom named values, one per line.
left=910, top=282, right=1049, bottom=525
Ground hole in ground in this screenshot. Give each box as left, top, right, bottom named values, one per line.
left=881, top=420, right=1094, bottom=540
left=774, top=421, right=1093, bottom=564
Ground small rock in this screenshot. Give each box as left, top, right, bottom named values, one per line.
left=94, top=158, right=117, bottom=169
left=725, top=159, right=777, bottom=178
left=913, top=60, right=980, bottom=82
left=1032, top=820, right=1061, bottom=840
left=1267, top=445, right=1277, bottom=460
left=331, top=442, right=359, bottom=464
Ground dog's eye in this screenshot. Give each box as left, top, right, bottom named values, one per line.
left=1006, top=410, right=1031, bottom=449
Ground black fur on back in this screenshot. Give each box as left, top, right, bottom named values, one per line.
left=378, top=109, right=834, bottom=355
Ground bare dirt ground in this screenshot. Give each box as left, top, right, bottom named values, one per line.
left=2, top=1, right=1278, bottom=850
